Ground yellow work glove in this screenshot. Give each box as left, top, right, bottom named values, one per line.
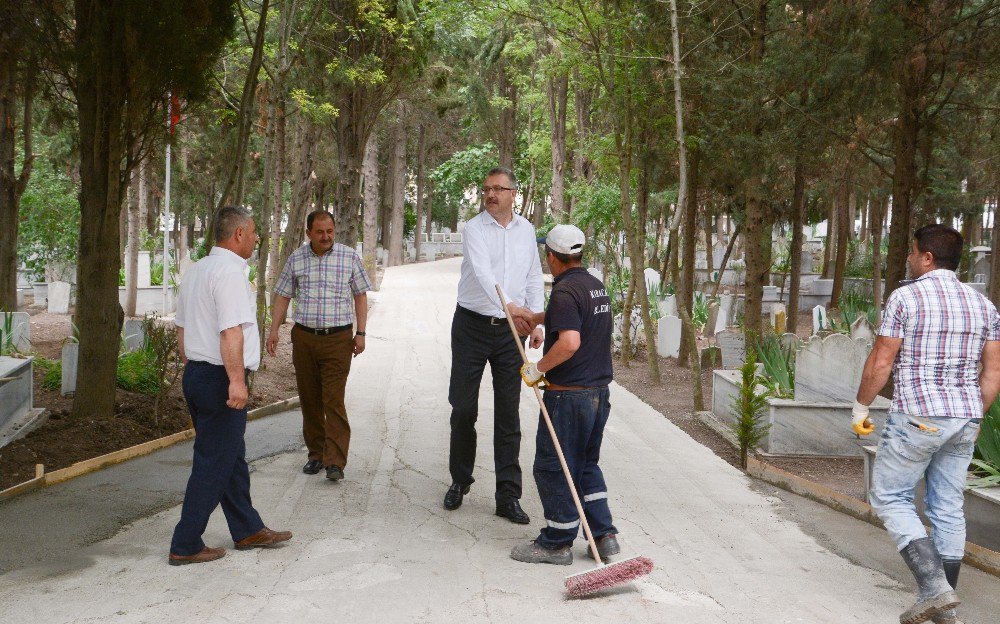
left=520, top=361, right=545, bottom=387
left=852, top=401, right=874, bottom=436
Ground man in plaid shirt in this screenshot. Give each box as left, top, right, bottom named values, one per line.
left=854, top=224, right=1000, bottom=624
left=267, top=210, right=372, bottom=482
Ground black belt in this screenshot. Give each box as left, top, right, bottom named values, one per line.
left=294, top=322, right=352, bottom=336
left=456, top=305, right=507, bottom=326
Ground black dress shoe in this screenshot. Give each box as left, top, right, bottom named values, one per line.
left=302, top=459, right=323, bottom=475
left=496, top=499, right=530, bottom=524
left=443, top=483, right=470, bottom=510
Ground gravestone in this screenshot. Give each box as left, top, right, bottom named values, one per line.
left=0, top=312, right=30, bottom=352
left=658, top=294, right=677, bottom=319
left=762, top=285, right=779, bottom=303
left=780, top=333, right=802, bottom=354
left=705, top=303, right=720, bottom=339
left=700, top=345, right=721, bottom=369
left=643, top=268, right=661, bottom=293
left=656, top=315, right=681, bottom=358
left=974, top=273, right=986, bottom=284
left=850, top=317, right=875, bottom=344
left=61, top=342, right=79, bottom=396
left=770, top=303, right=787, bottom=333
left=810, top=279, right=834, bottom=296
left=966, top=282, right=987, bottom=295
left=48, top=281, right=71, bottom=314
left=138, top=251, right=152, bottom=288
left=800, top=250, right=814, bottom=274
left=795, top=334, right=870, bottom=402
left=613, top=309, right=644, bottom=355
left=587, top=267, right=603, bottom=282
left=0, top=356, right=45, bottom=449
left=812, top=305, right=827, bottom=334
left=123, top=319, right=146, bottom=353
left=717, top=330, right=746, bottom=369
left=714, top=295, right=734, bottom=334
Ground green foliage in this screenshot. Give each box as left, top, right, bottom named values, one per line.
left=830, top=286, right=878, bottom=333
left=17, top=158, right=80, bottom=281
left=404, top=204, right=417, bottom=238
left=845, top=239, right=889, bottom=279
left=429, top=142, right=498, bottom=221
left=116, top=349, right=161, bottom=395
left=34, top=357, right=62, bottom=391
left=970, top=398, right=1000, bottom=488
left=691, top=292, right=710, bottom=331
left=141, top=315, right=182, bottom=420
left=754, top=333, right=795, bottom=399
left=731, top=350, right=771, bottom=470
left=0, top=313, right=16, bottom=356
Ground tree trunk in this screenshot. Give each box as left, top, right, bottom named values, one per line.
left=414, top=124, right=426, bottom=263
left=786, top=158, right=806, bottom=334
left=548, top=72, right=568, bottom=222
left=255, top=83, right=279, bottom=352
left=0, top=52, right=32, bottom=310
left=266, top=89, right=287, bottom=291
left=362, top=133, right=380, bottom=285
left=703, top=204, right=714, bottom=278
left=387, top=111, right=406, bottom=266
left=872, top=197, right=885, bottom=318
left=678, top=147, right=699, bottom=367
left=278, top=120, right=319, bottom=273
left=72, top=0, right=129, bottom=420
left=830, top=164, right=851, bottom=308
left=498, top=66, right=516, bottom=171
left=711, top=223, right=742, bottom=299
left=124, top=163, right=141, bottom=316
left=822, top=197, right=835, bottom=279
left=334, top=115, right=366, bottom=248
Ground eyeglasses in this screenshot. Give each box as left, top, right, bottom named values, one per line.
left=480, top=186, right=516, bottom=195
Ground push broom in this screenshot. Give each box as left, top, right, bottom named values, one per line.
left=496, top=285, right=653, bottom=597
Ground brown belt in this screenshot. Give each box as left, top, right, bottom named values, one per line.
left=543, top=383, right=589, bottom=391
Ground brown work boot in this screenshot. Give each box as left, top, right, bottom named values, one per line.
left=234, top=527, right=293, bottom=550
left=168, top=546, right=226, bottom=566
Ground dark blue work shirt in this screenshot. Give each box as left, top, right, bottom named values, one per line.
left=543, top=267, right=613, bottom=387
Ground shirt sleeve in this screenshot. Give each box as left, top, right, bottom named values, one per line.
left=463, top=220, right=505, bottom=315
left=524, top=227, right=545, bottom=313
left=349, top=251, right=372, bottom=296
left=273, top=254, right=295, bottom=299
left=987, top=302, right=1000, bottom=341
left=878, top=290, right=907, bottom=339
left=547, top=289, right=582, bottom=333
left=214, top=269, right=256, bottom=333
left=174, top=286, right=186, bottom=328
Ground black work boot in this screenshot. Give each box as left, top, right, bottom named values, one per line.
left=931, top=559, right=963, bottom=624
left=899, top=538, right=960, bottom=624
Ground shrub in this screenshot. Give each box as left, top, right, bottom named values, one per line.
left=971, top=397, right=1000, bottom=488
left=116, top=348, right=161, bottom=394
left=34, top=356, right=62, bottom=391
left=755, top=333, right=794, bottom=398
left=731, top=350, right=771, bottom=470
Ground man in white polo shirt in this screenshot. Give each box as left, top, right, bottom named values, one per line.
left=443, top=166, right=544, bottom=525
left=168, top=206, right=291, bottom=566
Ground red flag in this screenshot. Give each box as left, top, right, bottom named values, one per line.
left=169, top=95, right=181, bottom=136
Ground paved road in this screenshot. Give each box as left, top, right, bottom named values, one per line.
left=1, top=258, right=998, bottom=623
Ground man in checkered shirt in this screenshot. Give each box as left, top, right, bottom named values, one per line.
left=854, top=224, right=1000, bottom=624
left=267, top=210, right=371, bottom=482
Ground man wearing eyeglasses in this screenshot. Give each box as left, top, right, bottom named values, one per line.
left=443, top=166, right=544, bottom=525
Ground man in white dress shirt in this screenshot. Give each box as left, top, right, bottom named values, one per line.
left=168, top=206, right=291, bottom=565
left=444, top=167, right=544, bottom=525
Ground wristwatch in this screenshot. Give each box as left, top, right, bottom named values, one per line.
left=355, top=331, right=366, bottom=337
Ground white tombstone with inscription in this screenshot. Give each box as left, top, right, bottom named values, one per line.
left=717, top=330, right=746, bottom=369
left=795, top=334, right=871, bottom=403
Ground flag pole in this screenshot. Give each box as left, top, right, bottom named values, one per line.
left=163, top=91, right=172, bottom=314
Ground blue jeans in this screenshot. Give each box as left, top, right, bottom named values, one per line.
left=533, top=386, right=617, bottom=549
left=870, top=412, right=980, bottom=559
left=170, top=361, right=264, bottom=555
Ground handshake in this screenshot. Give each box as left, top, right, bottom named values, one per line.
left=506, top=302, right=541, bottom=336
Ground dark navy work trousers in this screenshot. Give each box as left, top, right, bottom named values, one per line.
left=534, top=386, right=617, bottom=548
left=170, top=361, right=264, bottom=555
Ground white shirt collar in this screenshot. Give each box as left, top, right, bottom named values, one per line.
left=209, top=246, right=248, bottom=268
left=481, top=209, right=520, bottom=230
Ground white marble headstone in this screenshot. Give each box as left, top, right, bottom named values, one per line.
left=717, top=330, right=746, bottom=369
left=794, top=334, right=871, bottom=402
left=780, top=332, right=802, bottom=354
left=643, top=268, right=661, bottom=293
left=61, top=342, right=78, bottom=396
left=48, top=281, right=71, bottom=314
left=123, top=319, right=146, bottom=352
left=138, top=251, right=152, bottom=288
left=812, top=305, right=827, bottom=334
left=850, top=317, right=875, bottom=344
left=811, top=278, right=833, bottom=296
left=659, top=294, right=677, bottom=319
left=762, top=285, right=779, bottom=303
left=656, top=315, right=681, bottom=358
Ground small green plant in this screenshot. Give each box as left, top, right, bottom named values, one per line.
left=755, top=333, right=795, bottom=398
left=731, top=350, right=771, bottom=470
left=691, top=292, right=710, bottom=331
left=0, top=312, right=16, bottom=356
left=140, top=315, right=182, bottom=422
left=34, top=356, right=62, bottom=391
left=116, top=348, right=161, bottom=395
left=967, top=459, right=1000, bottom=488
left=970, top=397, right=1000, bottom=488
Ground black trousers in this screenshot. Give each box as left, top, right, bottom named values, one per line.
left=448, top=305, right=523, bottom=502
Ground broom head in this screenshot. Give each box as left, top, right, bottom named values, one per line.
left=564, top=555, right=654, bottom=597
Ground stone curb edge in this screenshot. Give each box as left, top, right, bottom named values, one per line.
left=0, top=396, right=300, bottom=504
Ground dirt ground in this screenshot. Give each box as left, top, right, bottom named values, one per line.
left=0, top=311, right=300, bottom=491
left=613, top=339, right=866, bottom=501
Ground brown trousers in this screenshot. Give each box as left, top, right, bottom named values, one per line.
left=291, top=325, right=354, bottom=468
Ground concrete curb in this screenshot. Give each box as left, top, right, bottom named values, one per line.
left=0, top=396, right=300, bottom=504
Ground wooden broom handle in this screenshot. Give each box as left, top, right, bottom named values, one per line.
left=496, top=285, right=604, bottom=566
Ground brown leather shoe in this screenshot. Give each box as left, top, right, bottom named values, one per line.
left=168, top=546, right=226, bottom=566
left=234, top=527, right=292, bottom=550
